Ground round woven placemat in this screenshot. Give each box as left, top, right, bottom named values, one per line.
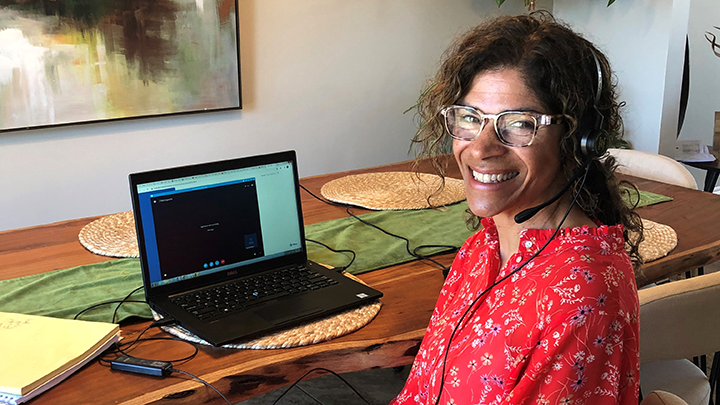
left=320, top=172, right=465, bottom=210
left=633, top=218, right=677, bottom=262
left=153, top=273, right=382, bottom=349
left=78, top=211, right=139, bottom=258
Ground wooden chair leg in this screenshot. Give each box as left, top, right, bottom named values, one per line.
left=709, top=351, right=720, bottom=405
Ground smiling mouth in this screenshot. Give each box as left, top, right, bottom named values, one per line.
left=472, top=171, right=519, bottom=184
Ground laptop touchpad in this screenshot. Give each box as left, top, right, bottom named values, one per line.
left=253, top=299, right=323, bottom=325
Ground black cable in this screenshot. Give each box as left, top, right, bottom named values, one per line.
left=170, top=368, right=232, bottom=405
left=99, top=317, right=198, bottom=366
left=73, top=285, right=145, bottom=321
left=105, top=337, right=199, bottom=364
left=345, top=205, right=455, bottom=273
left=103, top=319, right=177, bottom=358
left=300, top=184, right=459, bottom=274
left=300, top=184, right=351, bottom=209
left=413, top=245, right=459, bottom=255
left=98, top=322, right=156, bottom=364
left=413, top=245, right=459, bottom=275
left=120, top=320, right=156, bottom=352
left=295, top=386, right=325, bottom=405
left=113, top=285, right=145, bottom=323
left=301, top=183, right=451, bottom=263
left=306, top=238, right=356, bottom=272
left=271, top=367, right=371, bottom=405
left=73, top=299, right=146, bottom=320
left=432, top=161, right=591, bottom=405
left=76, top=288, right=195, bottom=363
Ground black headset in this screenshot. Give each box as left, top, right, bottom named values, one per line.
left=514, top=49, right=607, bottom=225
left=577, top=49, right=609, bottom=159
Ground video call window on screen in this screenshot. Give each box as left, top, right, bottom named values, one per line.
left=151, top=180, right=264, bottom=280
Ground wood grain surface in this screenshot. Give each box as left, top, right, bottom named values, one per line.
left=1, top=156, right=719, bottom=404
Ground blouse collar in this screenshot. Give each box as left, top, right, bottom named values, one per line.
left=480, top=216, right=626, bottom=256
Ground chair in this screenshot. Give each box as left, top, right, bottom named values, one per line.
left=608, top=148, right=700, bottom=278
left=608, top=148, right=697, bottom=190
left=642, top=391, right=691, bottom=405
left=640, top=391, right=688, bottom=405
left=610, top=148, right=709, bottom=371
left=638, top=271, right=720, bottom=405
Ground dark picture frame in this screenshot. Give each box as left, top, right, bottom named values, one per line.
left=0, top=0, right=241, bottom=133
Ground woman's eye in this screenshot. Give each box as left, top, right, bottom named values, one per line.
left=459, top=114, right=481, bottom=125
left=505, top=117, right=535, bottom=132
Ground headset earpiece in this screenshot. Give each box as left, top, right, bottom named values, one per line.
left=578, top=49, right=608, bottom=159
left=578, top=114, right=607, bottom=158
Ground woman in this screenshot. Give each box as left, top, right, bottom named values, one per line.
left=391, top=13, right=643, bottom=405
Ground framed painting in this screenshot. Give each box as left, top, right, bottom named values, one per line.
left=0, top=0, right=241, bottom=132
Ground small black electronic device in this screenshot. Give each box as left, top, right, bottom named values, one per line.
left=110, top=355, right=172, bottom=377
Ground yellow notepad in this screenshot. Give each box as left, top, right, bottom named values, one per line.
left=0, top=312, right=120, bottom=396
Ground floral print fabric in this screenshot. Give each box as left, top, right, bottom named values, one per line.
left=390, top=217, right=639, bottom=405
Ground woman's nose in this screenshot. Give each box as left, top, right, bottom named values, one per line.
left=466, top=120, right=506, bottom=158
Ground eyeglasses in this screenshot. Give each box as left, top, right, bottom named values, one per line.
left=440, top=105, right=563, bottom=147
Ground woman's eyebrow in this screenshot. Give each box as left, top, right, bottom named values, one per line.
left=456, top=103, right=546, bottom=114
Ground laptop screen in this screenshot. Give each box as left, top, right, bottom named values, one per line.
left=133, top=159, right=303, bottom=288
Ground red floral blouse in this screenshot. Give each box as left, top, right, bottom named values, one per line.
left=390, top=217, right=639, bottom=405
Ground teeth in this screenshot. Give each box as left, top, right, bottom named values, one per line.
left=472, top=171, right=518, bottom=184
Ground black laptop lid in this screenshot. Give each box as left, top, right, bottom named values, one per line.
left=129, top=151, right=307, bottom=299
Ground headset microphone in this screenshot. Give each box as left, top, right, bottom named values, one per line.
left=513, top=160, right=591, bottom=224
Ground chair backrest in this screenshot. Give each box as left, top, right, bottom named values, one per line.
left=638, top=271, right=720, bottom=363
left=608, top=148, right=697, bottom=190
left=641, top=391, right=691, bottom=405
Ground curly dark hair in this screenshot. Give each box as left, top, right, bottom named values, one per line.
left=412, top=12, right=644, bottom=270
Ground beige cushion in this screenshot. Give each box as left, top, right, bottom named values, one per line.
left=642, top=390, right=691, bottom=405
left=641, top=360, right=710, bottom=405
left=638, top=271, right=720, bottom=362
left=608, top=148, right=697, bottom=189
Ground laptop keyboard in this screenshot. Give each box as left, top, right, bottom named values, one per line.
left=170, top=265, right=338, bottom=321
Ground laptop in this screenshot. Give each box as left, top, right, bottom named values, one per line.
left=129, top=150, right=382, bottom=346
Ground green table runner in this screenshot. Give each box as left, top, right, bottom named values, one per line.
left=0, top=203, right=474, bottom=323
left=0, top=258, right=150, bottom=323
left=306, top=202, right=472, bottom=272
left=0, top=189, right=671, bottom=323
left=622, top=186, right=672, bottom=208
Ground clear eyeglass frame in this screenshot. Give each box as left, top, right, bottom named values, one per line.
left=440, top=105, right=563, bottom=147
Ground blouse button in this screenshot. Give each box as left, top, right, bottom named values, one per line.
left=524, top=241, right=533, bottom=248
left=516, top=256, right=523, bottom=263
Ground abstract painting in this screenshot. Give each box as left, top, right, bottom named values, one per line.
left=0, top=0, right=241, bottom=132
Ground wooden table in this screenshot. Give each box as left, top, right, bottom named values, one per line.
left=2, top=157, right=720, bottom=404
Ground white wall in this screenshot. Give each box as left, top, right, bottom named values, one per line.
left=553, top=0, right=690, bottom=156
left=678, top=0, right=720, bottom=187
left=0, top=0, right=535, bottom=232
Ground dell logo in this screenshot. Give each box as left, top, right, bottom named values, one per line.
left=227, top=270, right=238, bottom=276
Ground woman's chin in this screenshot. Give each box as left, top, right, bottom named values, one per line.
left=465, top=203, right=503, bottom=220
